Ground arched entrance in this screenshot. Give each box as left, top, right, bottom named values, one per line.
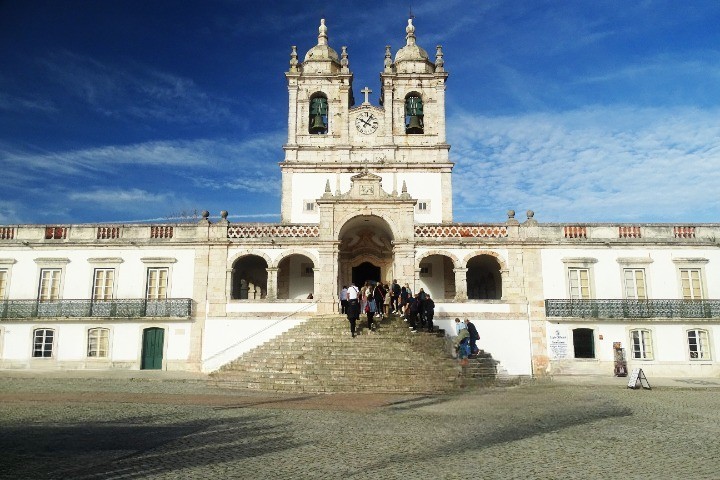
left=338, top=215, right=394, bottom=289
left=352, top=261, right=381, bottom=287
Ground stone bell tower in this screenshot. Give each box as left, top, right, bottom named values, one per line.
left=280, top=18, right=453, bottom=225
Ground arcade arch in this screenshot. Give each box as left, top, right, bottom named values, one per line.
left=465, top=253, right=503, bottom=300
left=416, top=252, right=458, bottom=300
left=231, top=254, right=268, bottom=300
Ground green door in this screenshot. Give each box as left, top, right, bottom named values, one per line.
left=141, top=327, right=164, bottom=370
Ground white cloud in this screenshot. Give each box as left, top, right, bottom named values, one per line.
left=69, top=188, right=171, bottom=206
left=449, top=106, right=720, bottom=222
left=37, top=50, right=240, bottom=125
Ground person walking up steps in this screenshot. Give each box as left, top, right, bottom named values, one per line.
left=346, top=282, right=360, bottom=338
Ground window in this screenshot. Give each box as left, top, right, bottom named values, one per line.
left=146, top=268, right=168, bottom=300
left=417, top=201, right=430, bottom=213
left=419, top=264, right=432, bottom=277
left=92, top=269, right=115, bottom=300
left=688, top=329, right=711, bottom=360
left=630, top=329, right=653, bottom=360
left=0, top=269, right=7, bottom=299
left=87, top=328, right=109, bottom=358
left=33, top=328, right=54, bottom=358
left=680, top=268, right=703, bottom=300
left=304, top=201, right=316, bottom=212
left=38, top=268, right=61, bottom=301
left=624, top=269, right=647, bottom=300
left=568, top=268, right=590, bottom=300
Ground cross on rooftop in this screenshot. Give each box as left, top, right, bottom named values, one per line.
left=361, top=86, right=372, bottom=104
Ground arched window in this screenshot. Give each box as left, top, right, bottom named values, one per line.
left=404, top=93, right=424, bottom=134
left=309, top=93, right=328, bottom=134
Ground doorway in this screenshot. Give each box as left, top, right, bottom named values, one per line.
left=141, top=327, right=164, bottom=370
left=352, top=262, right=380, bottom=287
left=573, top=328, right=595, bottom=359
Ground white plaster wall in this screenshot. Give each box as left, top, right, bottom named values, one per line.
left=288, top=171, right=445, bottom=224
left=226, top=302, right=317, bottom=314
left=546, top=321, right=719, bottom=377
left=202, top=316, right=308, bottom=372
left=2, top=248, right=196, bottom=299
left=417, top=255, right=445, bottom=298
left=0, top=321, right=191, bottom=364
left=437, top=316, right=533, bottom=376
left=541, top=247, right=720, bottom=299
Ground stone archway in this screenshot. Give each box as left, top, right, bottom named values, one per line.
left=338, top=215, right=395, bottom=290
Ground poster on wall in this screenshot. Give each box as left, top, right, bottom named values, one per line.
left=549, top=329, right=569, bottom=360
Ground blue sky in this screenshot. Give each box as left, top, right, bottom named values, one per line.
left=1, top=0, right=719, bottom=225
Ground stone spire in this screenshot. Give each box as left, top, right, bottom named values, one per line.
left=318, top=18, right=328, bottom=46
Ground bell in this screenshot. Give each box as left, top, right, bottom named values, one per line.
left=310, top=114, right=327, bottom=134
left=406, top=115, right=423, bottom=134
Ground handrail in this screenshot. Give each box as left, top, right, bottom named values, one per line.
left=0, top=298, right=192, bottom=319
left=204, top=300, right=318, bottom=365
left=545, top=299, right=720, bottom=319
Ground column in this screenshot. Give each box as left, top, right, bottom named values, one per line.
left=265, top=267, right=278, bottom=300
left=454, top=267, right=468, bottom=301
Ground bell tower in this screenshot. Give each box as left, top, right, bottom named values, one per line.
left=281, top=18, right=452, bottom=224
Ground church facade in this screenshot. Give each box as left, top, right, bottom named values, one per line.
left=0, top=20, right=718, bottom=379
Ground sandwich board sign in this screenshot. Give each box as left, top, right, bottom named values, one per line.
left=627, top=368, right=651, bottom=390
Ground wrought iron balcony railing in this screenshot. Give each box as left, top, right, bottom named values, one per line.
left=0, top=298, right=192, bottom=320
left=545, top=299, right=720, bottom=319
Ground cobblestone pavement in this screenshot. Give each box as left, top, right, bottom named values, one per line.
left=1, top=376, right=719, bottom=479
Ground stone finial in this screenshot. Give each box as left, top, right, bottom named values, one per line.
left=289, top=45, right=298, bottom=71
left=507, top=210, right=515, bottom=219
left=384, top=45, right=393, bottom=73
left=341, top=46, right=349, bottom=72
left=325, top=179, right=331, bottom=193
left=220, top=210, right=228, bottom=220
left=402, top=180, right=408, bottom=193
left=199, top=210, right=211, bottom=224
left=506, top=209, right=519, bottom=226
left=405, top=18, right=416, bottom=46
left=318, top=18, right=328, bottom=46
left=435, top=45, right=444, bottom=71
left=523, top=209, right=538, bottom=226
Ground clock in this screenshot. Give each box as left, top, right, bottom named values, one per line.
left=355, top=111, right=379, bottom=134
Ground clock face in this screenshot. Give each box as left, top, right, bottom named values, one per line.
left=355, top=111, right=379, bottom=134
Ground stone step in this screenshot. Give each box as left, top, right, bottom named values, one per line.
left=211, top=314, right=499, bottom=393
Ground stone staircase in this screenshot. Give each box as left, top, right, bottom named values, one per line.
left=211, top=313, right=500, bottom=394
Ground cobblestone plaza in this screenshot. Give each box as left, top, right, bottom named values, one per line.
left=1, top=375, right=718, bottom=479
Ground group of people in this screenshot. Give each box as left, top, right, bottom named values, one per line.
left=340, top=279, right=437, bottom=336
left=340, top=281, right=390, bottom=338
left=389, top=281, right=435, bottom=333
left=341, top=281, right=480, bottom=360
left=454, top=317, right=480, bottom=359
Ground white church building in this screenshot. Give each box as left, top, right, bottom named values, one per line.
left=0, top=19, right=718, bottom=379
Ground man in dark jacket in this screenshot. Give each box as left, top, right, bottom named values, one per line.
left=391, top=280, right=401, bottom=313
left=424, top=294, right=435, bottom=332
left=464, top=319, right=480, bottom=356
